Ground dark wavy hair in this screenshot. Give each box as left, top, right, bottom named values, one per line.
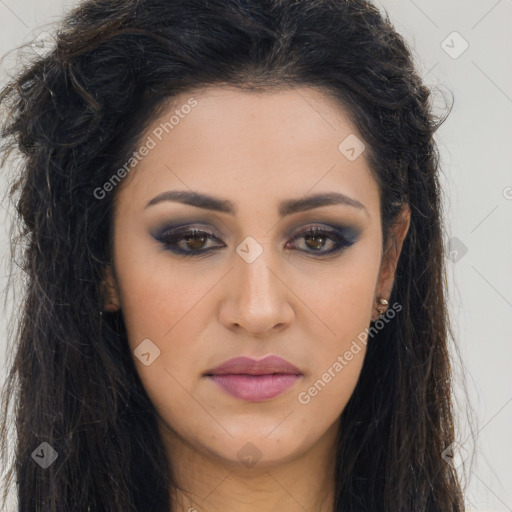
left=0, top=0, right=468, bottom=510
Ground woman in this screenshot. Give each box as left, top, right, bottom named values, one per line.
left=0, top=0, right=467, bottom=510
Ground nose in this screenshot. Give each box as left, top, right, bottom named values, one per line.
left=219, top=242, right=294, bottom=338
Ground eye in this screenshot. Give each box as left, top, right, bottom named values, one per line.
left=285, top=226, right=356, bottom=256
left=154, top=225, right=357, bottom=258
left=155, top=227, right=224, bottom=256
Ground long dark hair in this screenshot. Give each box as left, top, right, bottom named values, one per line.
left=0, top=0, right=467, bottom=510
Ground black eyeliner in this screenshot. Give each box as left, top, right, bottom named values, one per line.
left=151, top=222, right=361, bottom=256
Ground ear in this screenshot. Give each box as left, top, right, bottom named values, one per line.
left=372, top=204, right=411, bottom=322
left=100, top=264, right=121, bottom=312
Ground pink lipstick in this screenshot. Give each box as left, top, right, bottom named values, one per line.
left=204, top=355, right=302, bottom=401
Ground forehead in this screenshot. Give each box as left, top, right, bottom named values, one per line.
left=115, top=85, right=379, bottom=217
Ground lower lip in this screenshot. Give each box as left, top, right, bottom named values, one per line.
left=207, top=374, right=301, bottom=401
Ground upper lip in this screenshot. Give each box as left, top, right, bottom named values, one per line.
left=204, top=355, right=302, bottom=376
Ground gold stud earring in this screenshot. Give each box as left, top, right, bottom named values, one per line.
left=375, top=298, right=389, bottom=315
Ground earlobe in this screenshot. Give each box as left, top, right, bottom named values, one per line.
left=100, top=264, right=121, bottom=312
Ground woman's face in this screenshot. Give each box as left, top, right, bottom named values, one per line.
left=104, top=85, right=409, bottom=471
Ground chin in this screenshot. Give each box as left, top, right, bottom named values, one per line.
left=198, top=425, right=320, bottom=470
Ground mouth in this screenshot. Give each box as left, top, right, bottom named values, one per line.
left=205, top=373, right=302, bottom=401
left=204, top=355, right=303, bottom=402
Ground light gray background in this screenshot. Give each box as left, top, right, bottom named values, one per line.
left=0, top=1, right=511, bottom=510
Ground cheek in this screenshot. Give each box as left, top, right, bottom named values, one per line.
left=112, top=229, right=201, bottom=347
left=293, top=243, right=380, bottom=404
left=299, top=240, right=381, bottom=339
left=113, top=244, right=210, bottom=416
left=291, top=301, right=372, bottom=431
left=295, top=346, right=365, bottom=424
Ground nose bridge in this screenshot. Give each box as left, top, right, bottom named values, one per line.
left=224, top=234, right=291, bottom=334
left=235, top=236, right=279, bottom=306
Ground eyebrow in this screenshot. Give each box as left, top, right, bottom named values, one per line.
left=144, top=190, right=368, bottom=217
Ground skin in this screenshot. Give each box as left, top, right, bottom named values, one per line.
left=101, top=85, right=410, bottom=512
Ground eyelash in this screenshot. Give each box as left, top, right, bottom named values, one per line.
left=155, top=225, right=356, bottom=258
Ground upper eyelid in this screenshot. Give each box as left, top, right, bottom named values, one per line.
left=154, top=224, right=359, bottom=248
left=154, top=222, right=354, bottom=239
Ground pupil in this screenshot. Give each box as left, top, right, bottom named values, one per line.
left=307, top=235, right=325, bottom=250
left=187, top=235, right=206, bottom=249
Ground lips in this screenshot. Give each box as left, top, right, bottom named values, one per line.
left=204, top=355, right=303, bottom=401
left=205, top=355, right=302, bottom=376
